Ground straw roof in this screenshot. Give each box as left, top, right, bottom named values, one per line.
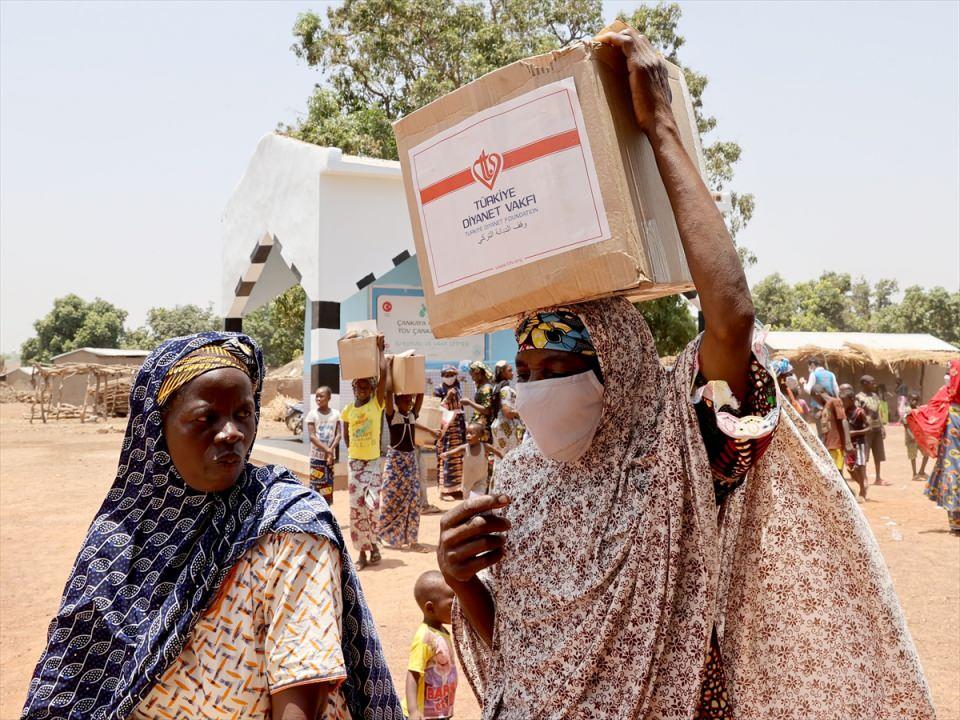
left=765, top=331, right=959, bottom=370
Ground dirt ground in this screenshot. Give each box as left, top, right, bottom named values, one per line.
left=1, top=402, right=958, bottom=719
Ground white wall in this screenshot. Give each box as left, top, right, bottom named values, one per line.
left=221, top=134, right=415, bottom=310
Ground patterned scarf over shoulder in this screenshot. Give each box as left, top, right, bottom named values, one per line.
left=453, top=297, right=933, bottom=720
left=22, top=331, right=403, bottom=720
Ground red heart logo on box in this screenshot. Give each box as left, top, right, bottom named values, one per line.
left=472, top=150, right=503, bottom=190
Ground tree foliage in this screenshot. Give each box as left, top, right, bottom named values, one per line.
left=242, top=285, right=307, bottom=368
left=635, top=295, right=697, bottom=356
left=752, top=273, right=960, bottom=344
left=282, top=1, right=756, bottom=351
left=123, top=304, right=223, bottom=349
left=20, top=294, right=128, bottom=363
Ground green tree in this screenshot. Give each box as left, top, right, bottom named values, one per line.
left=21, top=294, right=128, bottom=363
left=635, top=295, right=697, bottom=356
left=284, top=1, right=753, bottom=242
left=751, top=273, right=796, bottom=329
left=283, top=1, right=757, bottom=350
left=882, top=285, right=960, bottom=345
left=127, top=304, right=222, bottom=347
left=751, top=273, right=960, bottom=344
left=243, top=285, right=307, bottom=368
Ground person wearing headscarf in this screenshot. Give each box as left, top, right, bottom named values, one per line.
left=489, top=360, right=524, bottom=458
left=907, top=359, right=960, bottom=533
left=436, top=364, right=467, bottom=498
left=462, top=361, right=495, bottom=440
left=435, top=29, right=933, bottom=720
left=21, top=332, right=402, bottom=720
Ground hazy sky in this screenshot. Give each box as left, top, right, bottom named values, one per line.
left=2, top=0, right=958, bottom=353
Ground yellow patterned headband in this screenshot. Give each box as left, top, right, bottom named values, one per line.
left=157, top=344, right=252, bottom=407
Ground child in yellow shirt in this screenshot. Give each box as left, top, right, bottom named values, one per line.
left=404, top=571, right=457, bottom=720
left=341, top=338, right=387, bottom=569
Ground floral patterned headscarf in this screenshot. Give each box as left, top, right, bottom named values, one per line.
left=469, top=360, right=493, bottom=383
left=515, top=309, right=596, bottom=356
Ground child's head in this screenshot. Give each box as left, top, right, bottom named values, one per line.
left=315, top=386, right=331, bottom=410
left=810, top=384, right=827, bottom=405
left=353, top=377, right=374, bottom=404
left=909, top=390, right=920, bottom=408
left=466, top=422, right=484, bottom=445
left=839, top=384, right=856, bottom=409
left=395, top=393, right=414, bottom=414
left=414, top=570, right=455, bottom=626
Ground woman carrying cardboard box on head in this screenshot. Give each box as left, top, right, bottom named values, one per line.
left=378, top=355, right=440, bottom=551
left=436, top=28, right=934, bottom=720
left=340, top=335, right=388, bottom=570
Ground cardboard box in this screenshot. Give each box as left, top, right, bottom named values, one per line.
left=338, top=332, right=380, bottom=381
left=415, top=397, right=443, bottom=447
left=394, top=22, right=702, bottom=338
left=391, top=351, right=426, bottom=395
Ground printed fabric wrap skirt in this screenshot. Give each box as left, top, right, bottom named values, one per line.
left=309, top=457, right=334, bottom=504
left=378, top=448, right=420, bottom=547
left=925, top=403, right=960, bottom=532
left=438, top=415, right=465, bottom=494
left=348, top=458, right=382, bottom=553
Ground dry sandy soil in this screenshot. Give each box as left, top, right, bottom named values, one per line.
left=1, top=402, right=958, bottom=719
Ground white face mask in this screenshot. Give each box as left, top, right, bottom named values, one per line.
left=442, top=376, right=457, bottom=387
left=515, top=370, right=604, bottom=463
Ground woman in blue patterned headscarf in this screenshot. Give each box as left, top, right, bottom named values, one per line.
left=21, top=332, right=402, bottom=720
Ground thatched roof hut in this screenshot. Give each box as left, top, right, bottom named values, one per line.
left=765, top=331, right=959, bottom=407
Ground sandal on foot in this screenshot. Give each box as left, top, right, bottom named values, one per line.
left=369, top=548, right=382, bottom=565
left=356, top=553, right=368, bottom=570
left=421, top=504, right=443, bottom=514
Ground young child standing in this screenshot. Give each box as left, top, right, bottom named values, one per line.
left=903, top=391, right=930, bottom=481
left=341, top=339, right=388, bottom=569
left=438, top=422, right=502, bottom=498
left=841, top=384, right=869, bottom=502
left=405, top=571, right=457, bottom=720
left=305, top=385, right=340, bottom=505
left=812, top=384, right=848, bottom=472
left=379, top=374, right=439, bottom=550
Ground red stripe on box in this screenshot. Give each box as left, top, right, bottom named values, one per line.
left=418, top=128, right=582, bottom=205
left=418, top=168, right=475, bottom=205
left=502, top=129, right=581, bottom=170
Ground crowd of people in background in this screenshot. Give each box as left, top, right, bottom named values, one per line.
left=310, top=353, right=527, bottom=572
left=772, top=354, right=960, bottom=531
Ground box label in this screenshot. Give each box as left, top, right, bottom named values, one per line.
left=409, top=78, right=610, bottom=294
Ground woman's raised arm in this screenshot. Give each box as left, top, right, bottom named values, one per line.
left=599, top=29, right=755, bottom=400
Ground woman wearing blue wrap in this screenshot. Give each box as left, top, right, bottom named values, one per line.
left=21, top=332, right=402, bottom=720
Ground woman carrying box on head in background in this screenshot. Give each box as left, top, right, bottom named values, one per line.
left=21, top=333, right=402, bottom=720
left=379, top=361, right=440, bottom=551
left=341, top=337, right=388, bottom=570
left=436, top=365, right=466, bottom=499
left=437, top=28, right=933, bottom=720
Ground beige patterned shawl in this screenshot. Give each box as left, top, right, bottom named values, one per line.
left=453, top=297, right=933, bottom=720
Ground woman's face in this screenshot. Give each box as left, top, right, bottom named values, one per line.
left=163, top=368, right=257, bottom=493
left=515, top=349, right=594, bottom=383
left=470, top=368, right=485, bottom=384
left=501, top=364, right=515, bottom=382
